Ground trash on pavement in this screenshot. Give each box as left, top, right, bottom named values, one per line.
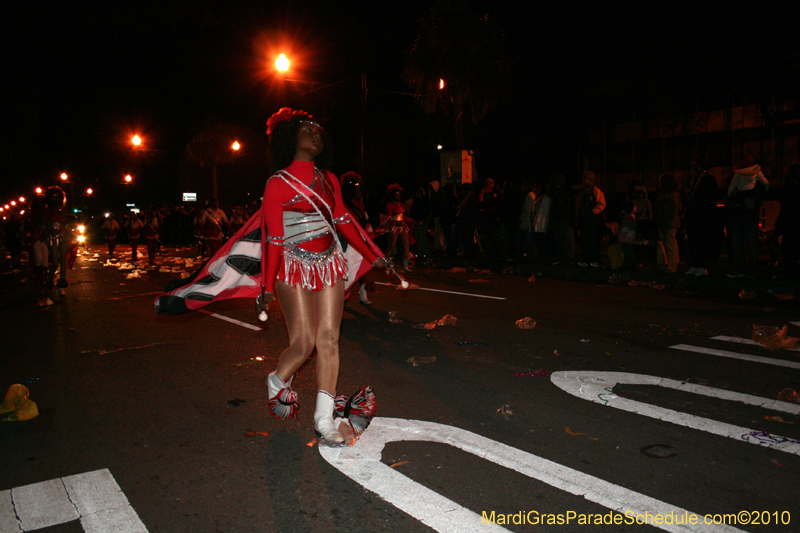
left=639, top=444, right=677, bottom=458
left=388, top=311, right=402, bottom=324
left=447, top=267, right=467, bottom=273
left=126, top=271, right=141, bottom=279
left=407, top=356, right=436, bottom=367
left=245, top=431, right=269, bottom=437
left=777, top=388, right=800, bottom=404
left=565, top=426, right=599, bottom=440
left=580, top=338, right=590, bottom=343
left=752, top=325, right=799, bottom=350
left=774, top=293, right=795, bottom=300
left=414, top=314, right=457, bottom=330
left=515, top=317, right=537, bottom=329
left=739, top=290, right=757, bottom=299
left=765, top=415, right=794, bottom=424
left=528, top=274, right=536, bottom=282
left=390, top=461, right=410, bottom=468
left=37, top=298, right=53, bottom=307
left=740, top=430, right=800, bottom=447
left=497, top=405, right=514, bottom=418
left=1, top=384, right=39, bottom=422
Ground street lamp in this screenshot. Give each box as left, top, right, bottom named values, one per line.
left=35, top=187, right=42, bottom=194
left=19, top=197, right=25, bottom=203
left=276, top=53, right=289, bottom=73
left=125, top=174, right=133, bottom=183
left=132, top=135, right=142, bottom=147
left=61, top=173, right=68, bottom=181
left=86, top=188, right=93, bottom=195
left=232, top=141, right=240, bottom=151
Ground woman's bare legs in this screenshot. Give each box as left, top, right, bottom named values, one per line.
left=274, top=280, right=344, bottom=392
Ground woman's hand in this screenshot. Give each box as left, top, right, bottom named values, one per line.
left=255, top=290, right=273, bottom=322
left=373, top=257, right=393, bottom=270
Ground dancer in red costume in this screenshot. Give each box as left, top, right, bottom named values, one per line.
left=256, top=108, right=389, bottom=446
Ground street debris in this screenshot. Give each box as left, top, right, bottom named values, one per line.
left=774, top=293, right=795, bottom=300
left=414, top=314, right=457, bottom=330
left=739, top=290, right=757, bottom=299
left=564, top=426, right=598, bottom=440
left=245, top=431, right=269, bottom=437
left=388, top=311, right=402, bottom=324
left=514, top=370, right=551, bottom=377
left=389, top=461, right=410, bottom=468
left=580, top=339, right=590, bottom=343
left=528, top=274, right=536, bottom=282
left=627, top=280, right=664, bottom=290
left=497, top=405, right=514, bottom=418
left=777, top=388, right=800, bottom=404
left=37, top=298, right=53, bottom=307
left=1, top=384, right=39, bottom=422
left=406, top=356, right=436, bottom=367
left=765, top=415, right=794, bottom=424
left=515, top=317, right=537, bottom=329
left=639, top=444, right=677, bottom=458
left=752, top=325, right=799, bottom=350
left=447, top=267, right=467, bottom=273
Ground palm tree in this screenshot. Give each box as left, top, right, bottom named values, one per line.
left=404, top=1, right=510, bottom=149
left=187, top=122, right=242, bottom=198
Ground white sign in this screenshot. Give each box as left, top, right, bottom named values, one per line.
left=182, top=193, right=197, bottom=202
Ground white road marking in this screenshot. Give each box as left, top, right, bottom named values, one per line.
left=790, top=322, right=800, bottom=327
left=374, top=282, right=506, bottom=300
left=550, top=371, right=800, bottom=455
left=669, top=344, right=800, bottom=369
left=1, top=469, right=147, bottom=532
left=197, top=309, right=262, bottom=331
left=711, top=335, right=800, bottom=352
left=319, top=417, right=742, bottom=533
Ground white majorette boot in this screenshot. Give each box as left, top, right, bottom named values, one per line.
left=314, top=391, right=346, bottom=447
left=267, top=371, right=298, bottom=420
left=358, top=283, right=371, bottom=305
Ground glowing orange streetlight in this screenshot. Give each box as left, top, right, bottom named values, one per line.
left=86, top=188, right=93, bottom=195
left=60, top=172, right=68, bottom=181
left=19, top=197, right=25, bottom=203
left=35, top=187, right=42, bottom=194
left=439, top=78, right=445, bottom=90
left=276, top=53, right=289, bottom=73
left=232, top=141, right=240, bottom=151
left=10, top=201, right=16, bottom=206
left=132, top=135, right=142, bottom=146
left=125, top=174, right=133, bottom=183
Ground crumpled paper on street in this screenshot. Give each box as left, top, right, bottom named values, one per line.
left=497, top=405, right=514, bottom=419
left=126, top=271, right=141, bottom=279
left=407, top=356, right=436, bottom=366
left=0, top=384, right=39, bottom=421
left=752, top=325, right=799, bottom=350
left=37, top=298, right=53, bottom=307
left=388, top=311, right=402, bottom=324
left=414, top=314, right=457, bottom=330
left=777, top=388, right=800, bottom=404
left=739, top=290, right=757, bottom=299
left=515, top=317, right=537, bottom=329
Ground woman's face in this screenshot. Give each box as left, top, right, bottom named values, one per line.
left=294, top=123, right=323, bottom=161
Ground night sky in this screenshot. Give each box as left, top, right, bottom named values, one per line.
left=3, top=1, right=798, bottom=209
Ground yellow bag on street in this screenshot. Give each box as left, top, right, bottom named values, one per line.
left=607, top=244, right=624, bottom=270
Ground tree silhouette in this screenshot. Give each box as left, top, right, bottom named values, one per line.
left=187, top=122, right=243, bottom=198
left=404, top=1, right=509, bottom=149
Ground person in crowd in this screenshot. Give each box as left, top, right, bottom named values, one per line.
left=383, top=184, right=414, bottom=271
left=42, top=186, right=71, bottom=292
left=775, top=163, right=800, bottom=280
left=617, top=199, right=639, bottom=270
left=441, top=183, right=459, bottom=258
left=655, top=174, right=681, bottom=273
left=532, top=182, right=551, bottom=262
left=548, top=173, right=573, bottom=265
left=143, top=207, right=161, bottom=267
left=519, top=181, right=536, bottom=261
left=409, top=186, right=432, bottom=267
left=683, top=158, right=719, bottom=276
left=24, top=195, right=49, bottom=289
left=341, top=171, right=376, bottom=305
left=477, top=178, right=498, bottom=257
left=725, top=155, right=768, bottom=278
left=455, top=182, right=479, bottom=259
left=126, top=211, right=143, bottom=261
left=197, top=198, right=233, bottom=256
left=101, top=214, right=120, bottom=258
left=229, top=206, right=247, bottom=234
left=577, top=171, right=606, bottom=267
left=256, top=108, right=389, bottom=446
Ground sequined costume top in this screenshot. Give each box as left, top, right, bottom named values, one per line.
left=262, top=160, right=379, bottom=294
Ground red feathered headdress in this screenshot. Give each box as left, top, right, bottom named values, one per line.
left=387, top=183, right=403, bottom=194
left=266, top=107, right=316, bottom=136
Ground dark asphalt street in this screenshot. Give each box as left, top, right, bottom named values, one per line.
left=1, top=244, right=799, bottom=533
